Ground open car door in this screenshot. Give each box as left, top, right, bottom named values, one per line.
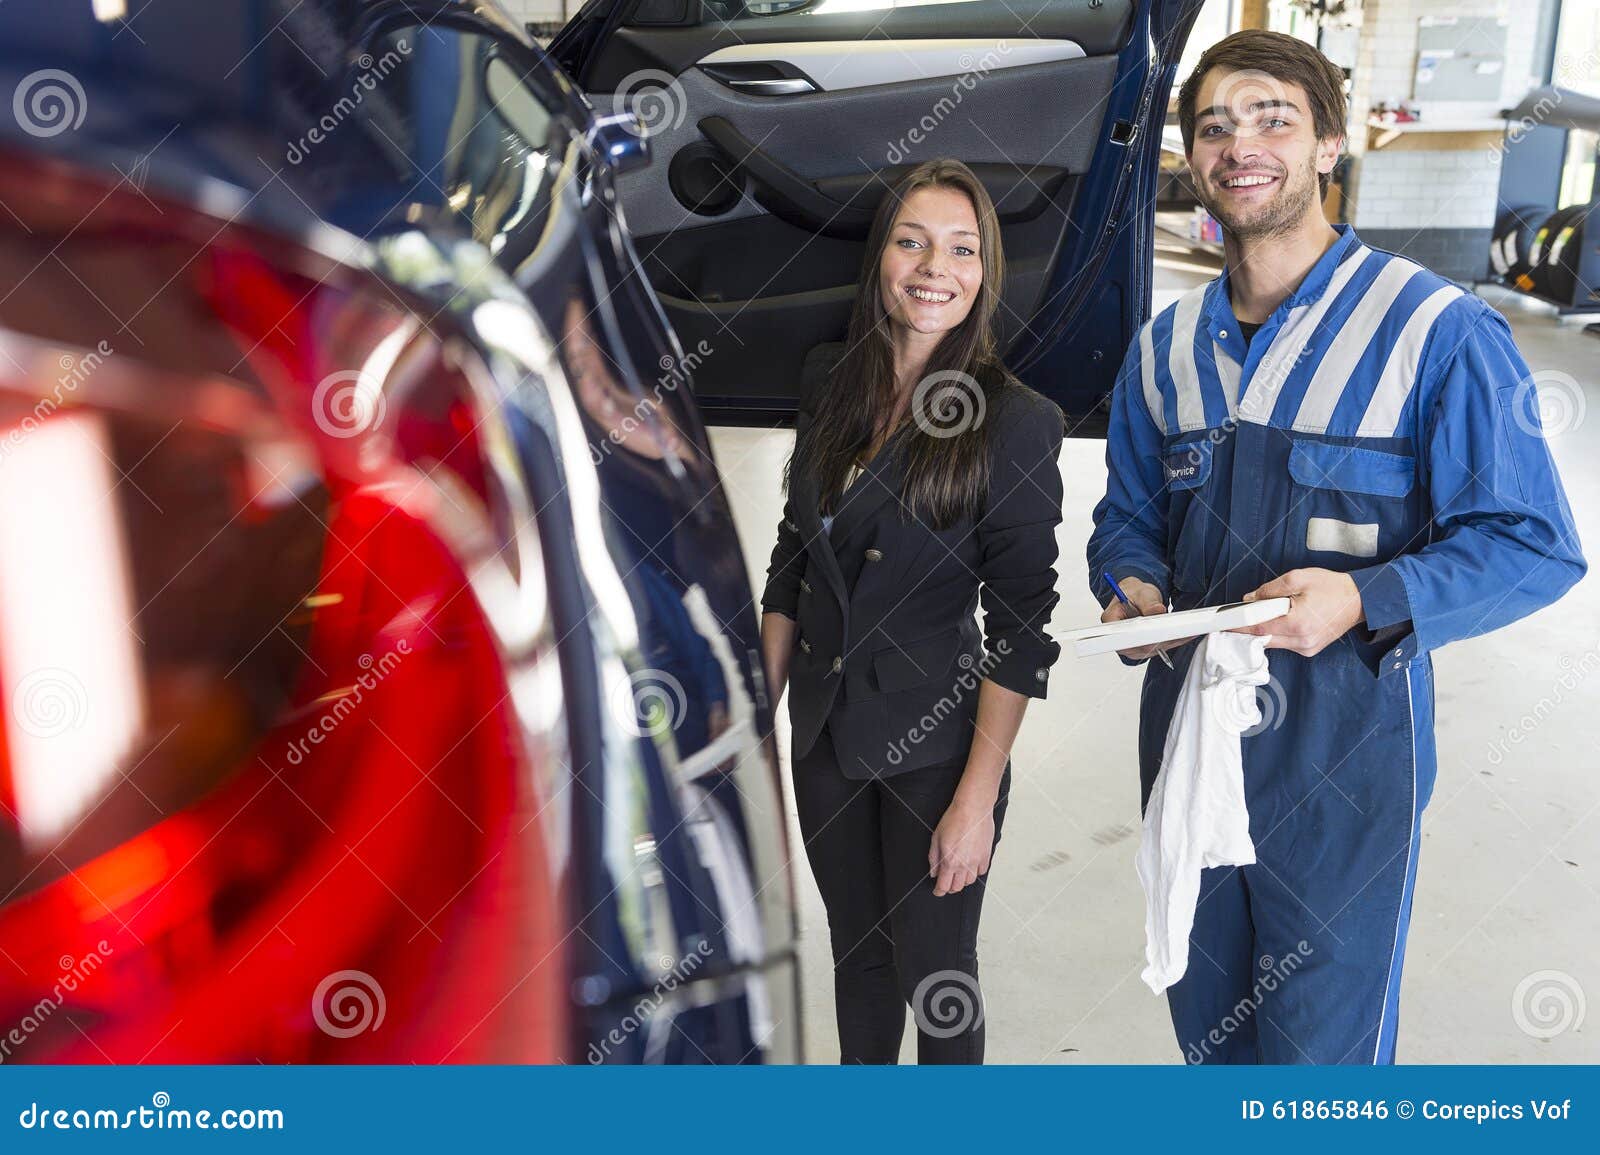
left=550, top=0, right=1202, bottom=432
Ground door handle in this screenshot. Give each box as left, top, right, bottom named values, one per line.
left=700, top=61, right=820, bottom=98
left=697, top=116, right=875, bottom=240
left=723, top=77, right=817, bottom=96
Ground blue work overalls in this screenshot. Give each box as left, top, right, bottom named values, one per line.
left=1088, top=226, right=1586, bottom=1063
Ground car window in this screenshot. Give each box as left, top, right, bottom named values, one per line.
left=635, top=0, right=989, bottom=22
left=346, top=24, right=563, bottom=261
left=704, top=0, right=811, bottom=16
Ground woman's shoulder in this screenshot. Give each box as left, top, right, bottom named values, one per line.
left=985, top=375, right=1066, bottom=446
left=979, top=376, right=1065, bottom=520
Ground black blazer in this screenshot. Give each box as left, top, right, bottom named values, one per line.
left=762, top=356, right=1066, bottom=779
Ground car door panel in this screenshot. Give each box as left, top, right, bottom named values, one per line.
left=580, top=0, right=1135, bottom=89
left=555, top=0, right=1200, bottom=428
left=610, top=50, right=1115, bottom=414
left=694, top=36, right=1087, bottom=91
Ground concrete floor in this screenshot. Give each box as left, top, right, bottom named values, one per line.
left=709, top=254, right=1600, bottom=1064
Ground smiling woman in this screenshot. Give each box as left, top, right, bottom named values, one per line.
left=802, top=159, right=1012, bottom=529
left=758, top=158, right=1066, bottom=1065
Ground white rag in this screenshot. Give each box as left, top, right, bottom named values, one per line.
left=1137, top=631, right=1270, bottom=994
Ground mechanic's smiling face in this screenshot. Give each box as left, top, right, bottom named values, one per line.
left=878, top=185, right=984, bottom=339
left=1188, top=69, right=1340, bottom=240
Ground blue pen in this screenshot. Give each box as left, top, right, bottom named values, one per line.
left=1102, top=571, right=1176, bottom=669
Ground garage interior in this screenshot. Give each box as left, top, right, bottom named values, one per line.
left=693, top=0, right=1600, bottom=1063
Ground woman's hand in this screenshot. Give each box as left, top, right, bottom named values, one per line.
left=928, top=680, right=1021, bottom=896
left=929, top=798, right=996, bottom=897
left=760, top=612, right=797, bottom=705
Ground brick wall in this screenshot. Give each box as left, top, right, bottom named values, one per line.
left=1343, top=0, right=1554, bottom=280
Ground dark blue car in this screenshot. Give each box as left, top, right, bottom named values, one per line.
left=0, top=0, right=1196, bottom=1063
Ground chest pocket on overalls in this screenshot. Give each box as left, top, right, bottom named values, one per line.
left=1286, top=440, right=1418, bottom=571
left=1162, top=437, right=1216, bottom=598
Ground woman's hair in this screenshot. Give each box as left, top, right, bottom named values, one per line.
left=789, top=158, right=1015, bottom=529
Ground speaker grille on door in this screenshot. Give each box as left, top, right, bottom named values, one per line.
left=668, top=142, right=745, bottom=217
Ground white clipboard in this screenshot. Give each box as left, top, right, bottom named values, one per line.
left=1063, top=598, right=1291, bottom=658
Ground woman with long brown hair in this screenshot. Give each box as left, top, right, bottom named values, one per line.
left=760, top=159, right=1065, bottom=1063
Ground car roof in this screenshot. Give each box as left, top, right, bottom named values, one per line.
left=0, top=0, right=574, bottom=243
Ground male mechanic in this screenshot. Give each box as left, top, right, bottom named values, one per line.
left=1087, top=30, right=1585, bottom=1064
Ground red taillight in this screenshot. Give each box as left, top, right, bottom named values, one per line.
left=0, top=152, right=563, bottom=1063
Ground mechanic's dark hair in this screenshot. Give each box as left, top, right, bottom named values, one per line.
left=1177, top=29, right=1347, bottom=198
left=791, top=158, right=1015, bottom=530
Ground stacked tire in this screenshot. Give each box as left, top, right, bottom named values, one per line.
left=1491, top=205, right=1554, bottom=289
left=1530, top=204, right=1591, bottom=305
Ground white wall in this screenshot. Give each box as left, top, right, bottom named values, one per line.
left=498, top=0, right=572, bottom=26
left=1346, top=0, right=1550, bottom=235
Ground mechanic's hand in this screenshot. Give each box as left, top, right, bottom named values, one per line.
left=1100, top=575, right=1178, bottom=661
left=928, top=799, right=995, bottom=897
left=1237, top=568, right=1364, bottom=657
